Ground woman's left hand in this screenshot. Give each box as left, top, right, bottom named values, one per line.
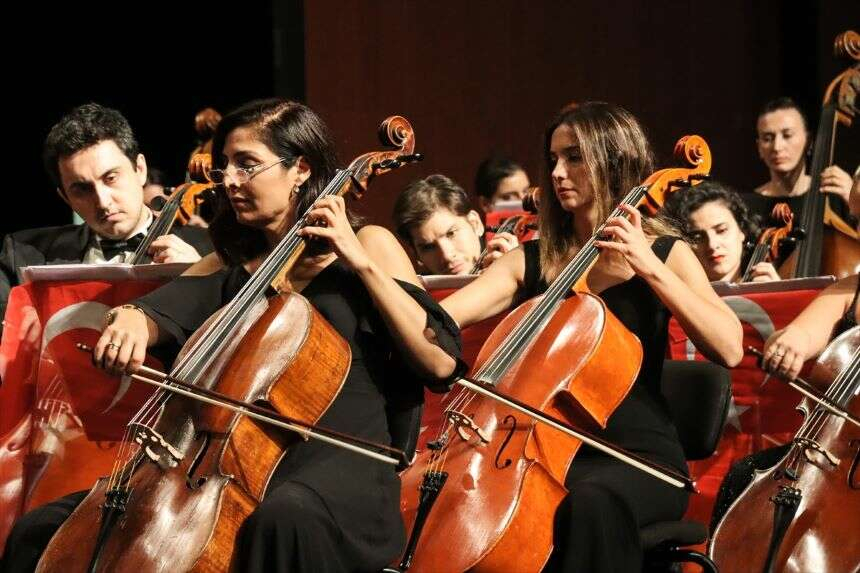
left=820, top=165, right=852, bottom=204
left=593, top=204, right=662, bottom=278
left=298, top=196, right=371, bottom=271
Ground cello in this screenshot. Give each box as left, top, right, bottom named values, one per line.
left=470, top=187, right=540, bottom=273
left=741, top=202, right=794, bottom=283
left=131, top=181, right=214, bottom=263
left=710, top=328, right=860, bottom=572
left=779, top=30, right=860, bottom=280
left=393, top=136, right=711, bottom=572
left=35, top=116, right=421, bottom=573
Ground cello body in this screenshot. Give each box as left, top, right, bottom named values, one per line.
left=397, top=292, right=642, bottom=573
left=710, top=327, right=860, bottom=573
left=779, top=30, right=860, bottom=279
left=35, top=113, right=420, bottom=572
left=37, top=292, right=350, bottom=572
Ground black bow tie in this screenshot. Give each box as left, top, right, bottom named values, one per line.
left=100, top=233, right=145, bottom=261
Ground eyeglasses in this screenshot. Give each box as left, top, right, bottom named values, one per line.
left=207, top=158, right=288, bottom=185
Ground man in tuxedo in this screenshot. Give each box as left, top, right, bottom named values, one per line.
left=0, top=103, right=213, bottom=339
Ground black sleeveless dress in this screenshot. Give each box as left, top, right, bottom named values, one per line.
left=0, top=259, right=462, bottom=573
left=519, top=238, right=690, bottom=573
left=710, top=275, right=860, bottom=532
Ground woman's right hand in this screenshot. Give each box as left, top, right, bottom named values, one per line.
left=93, top=306, right=150, bottom=375
left=747, top=262, right=781, bottom=283
left=480, top=232, right=519, bottom=269
left=762, top=325, right=811, bottom=380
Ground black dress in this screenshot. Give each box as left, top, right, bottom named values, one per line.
left=0, top=259, right=461, bottom=573
left=519, top=238, right=690, bottom=573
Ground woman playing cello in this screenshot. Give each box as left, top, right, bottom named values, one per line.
left=664, top=180, right=782, bottom=283
left=439, top=101, right=743, bottom=571
left=1, top=99, right=462, bottom=572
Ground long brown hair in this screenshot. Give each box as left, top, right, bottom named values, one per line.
left=539, top=101, right=677, bottom=279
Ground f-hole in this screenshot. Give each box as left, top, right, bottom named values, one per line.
left=494, top=415, right=517, bottom=470
left=186, top=432, right=211, bottom=489
left=848, top=439, right=860, bottom=490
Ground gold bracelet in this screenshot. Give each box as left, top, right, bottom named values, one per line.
left=103, top=304, right=147, bottom=328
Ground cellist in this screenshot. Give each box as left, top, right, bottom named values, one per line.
left=710, top=175, right=860, bottom=531
left=744, top=97, right=854, bottom=225
left=392, top=174, right=519, bottom=275
left=0, top=103, right=213, bottom=341
left=1, top=99, right=462, bottom=573
left=664, top=180, right=781, bottom=283
left=440, top=102, right=743, bottom=572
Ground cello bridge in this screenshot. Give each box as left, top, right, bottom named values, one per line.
left=794, top=437, right=839, bottom=467
left=446, top=410, right=490, bottom=445
left=129, top=423, right=184, bottom=469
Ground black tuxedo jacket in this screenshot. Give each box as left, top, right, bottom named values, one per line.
left=0, top=223, right=213, bottom=337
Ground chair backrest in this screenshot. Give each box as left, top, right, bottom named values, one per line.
left=660, top=360, right=732, bottom=461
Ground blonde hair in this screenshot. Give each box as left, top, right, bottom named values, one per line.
left=539, top=101, right=679, bottom=280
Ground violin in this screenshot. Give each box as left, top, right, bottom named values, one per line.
left=167, top=107, right=222, bottom=227
left=471, top=187, right=540, bottom=273
left=131, top=183, right=211, bottom=263
left=741, top=202, right=794, bottom=282
left=710, top=328, right=860, bottom=572
left=393, top=136, right=711, bottom=572
left=35, top=116, right=422, bottom=572
left=780, top=30, right=860, bottom=279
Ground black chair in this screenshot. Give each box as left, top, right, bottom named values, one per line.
left=641, top=360, right=732, bottom=573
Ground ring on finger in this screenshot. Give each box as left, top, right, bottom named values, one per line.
left=107, top=342, right=121, bottom=350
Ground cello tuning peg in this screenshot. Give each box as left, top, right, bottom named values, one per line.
left=397, top=153, right=424, bottom=164
left=688, top=173, right=710, bottom=182
left=667, top=178, right=690, bottom=191
left=373, top=158, right=402, bottom=170
left=149, top=196, right=168, bottom=211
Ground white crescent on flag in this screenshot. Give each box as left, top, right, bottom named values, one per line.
left=682, top=295, right=777, bottom=361
left=41, top=301, right=133, bottom=414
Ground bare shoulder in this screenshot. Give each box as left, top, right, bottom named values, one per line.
left=357, top=224, right=398, bottom=246
left=181, top=252, right=225, bottom=277
left=663, top=238, right=698, bottom=272
left=357, top=225, right=408, bottom=260
left=357, top=225, right=421, bottom=286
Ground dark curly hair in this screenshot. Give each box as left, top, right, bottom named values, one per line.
left=664, top=180, right=761, bottom=243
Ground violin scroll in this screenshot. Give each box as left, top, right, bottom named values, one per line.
left=638, top=135, right=712, bottom=215
left=672, top=135, right=710, bottom=170
left=521, top=187, right=540, bottom=214
left=347, top=116, right=421, bottom=199
left=834, top=30, right=859, bottom=62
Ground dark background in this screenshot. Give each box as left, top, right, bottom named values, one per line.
left=5, top=1, right=858, bottom=234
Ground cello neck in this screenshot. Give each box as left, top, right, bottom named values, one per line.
left=793, top=102, right=838, bottom=278
left=129, top=186, right=190, bottom=264
left=169, top=168, right=354, bottom=383
left=741, top=243, right=770, bottom=283
left=472, top=183, right=651, bottom=383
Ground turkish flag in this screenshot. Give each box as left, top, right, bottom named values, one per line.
left=667, top=278, right=832, bottom=527
left=0, top=263, right=187, bottom=552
